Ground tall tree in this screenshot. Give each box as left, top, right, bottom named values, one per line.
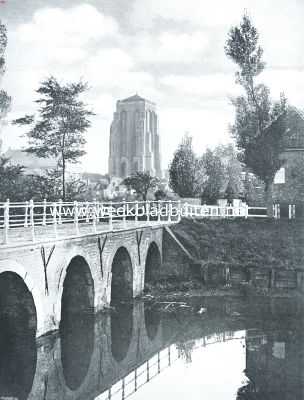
left=0, top=21, right=11, bottom=131
left=169, top=134, right=197, bottom=197
left=123, top=171, right=159, bottom=201
left=13, top=77, right=94, bottom=200
left=225, top=14, right=287, bottom=212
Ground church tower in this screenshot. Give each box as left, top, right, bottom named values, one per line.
left=108, top=94, right=161, bottom=179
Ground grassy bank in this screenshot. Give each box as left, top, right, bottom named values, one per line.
left=170, top=218, right=304, bottom=271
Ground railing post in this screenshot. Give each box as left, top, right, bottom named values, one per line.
left=177, top=200, right=181, bottom=222
left=53, top=202, right=58, bottom=238
left=123, top=198, right=127, bottom=228
left=42, top=199, right=47, bottom=226
left=3, top=199, right=9, bottom=245
left=109, top=201, right=113, bottom=230
left=92, top=202, right=97, bottom=233
left=146, top=201, right=150, bottom=223
left=74, top=201, right=79, bottom=235
left=24, top=200, right=29, bottom=227
left=135, top=201, right=139, bottom=225
left=158, top=200, right=161, bottom=223
left=245, top=203, right=248, bottom=219
left=58, top=199, right=62, bottom=225
left=29, top=199, right=35, bottom=242
left=85, top=201, right=90, bottom=223
left=168, top=200, right=172, bottom=223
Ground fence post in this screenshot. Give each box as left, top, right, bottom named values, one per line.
left=58, top=199, right=62, bottom=225
left=109, top=201, right=113, bottom=230
left=53, top=202, right=58, bottom=238
left=74, top=201, right=79, bottom=235
left=3, top=199, right=10, bottom=245
left=123, top=198, right=127, bottom=228
left=24, top=200, right=29, bottom=227
left=42, top=199, right=47, bottom=226
left=29, top=199, right=35, bottom=242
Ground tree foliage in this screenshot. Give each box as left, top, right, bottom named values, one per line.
left=0, top=157, right=24, bottom=201
left=0, top=21, right=11, bottom=124
left=123, top=171, right=159, bottom=201
left=169, top=134, right=197, bottom=197
left=225, top=14, right=288, bottom=202
left=13, top=76, right=94, bottom=200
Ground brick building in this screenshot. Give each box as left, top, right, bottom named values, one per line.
left=273, top=107, right=304, bottom=210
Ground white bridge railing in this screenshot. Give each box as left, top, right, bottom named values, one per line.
left=0, top=199, right=268, bottom=245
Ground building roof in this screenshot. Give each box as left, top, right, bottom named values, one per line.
left=120, top=94, right=146, bottom=103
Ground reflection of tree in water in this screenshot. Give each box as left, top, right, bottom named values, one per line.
left=176, top=340, right=196, bottom=364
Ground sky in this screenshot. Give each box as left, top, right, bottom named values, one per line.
left=0, top=0, right=304, bottom=173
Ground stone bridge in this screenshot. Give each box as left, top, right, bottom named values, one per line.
left=0, top=221, right=164, bottom=337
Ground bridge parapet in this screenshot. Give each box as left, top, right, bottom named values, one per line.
left=0, top=199, right=181, bottom=246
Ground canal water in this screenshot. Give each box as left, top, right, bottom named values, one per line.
left=0, top=296, right=303, bottom=399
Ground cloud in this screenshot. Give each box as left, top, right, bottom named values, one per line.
left=134, top=31, right=209, bottom=64
left=17, top=4, right=118, bottom=46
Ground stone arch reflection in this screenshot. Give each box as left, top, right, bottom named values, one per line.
left=111, top=303, right=134, bottom=363
left=0, top=271, right=37, bottom=400
left=144, top=301, right=161, bottom=341
left=60, top=256, right=95, bottom=391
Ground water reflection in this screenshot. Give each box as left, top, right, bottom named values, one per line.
left=111, top=302, right=133, bottom=362
left=0, top=296, right=304, bottom=399
left=60, top=311, right=95, bottom=391
left=144, top=301, right=161, bottom=341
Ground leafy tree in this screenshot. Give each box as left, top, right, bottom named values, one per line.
left=169, top=134, right=197, bottom=197
left=199, top=149, right=225, bottom=204
left=13, top=77, right=94, bottom=200
left=123, top=171, right=159, bottom=201
left=225, top=14, right=288, bottom=212
left=215, top=144, right=243, bottom=202
left=0, top=21, right=11, bottom=129
left=0, top=157, right=24, bottom=201
left=154, top=189, right=167, bottom=201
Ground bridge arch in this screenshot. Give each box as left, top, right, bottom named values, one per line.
left=60, top=255, right=94, bottom=316
left=59, top=255, right=95, bottom=391
left=0, top=259, right=44, bottom=336
left=144, top=242, right=161, bottom=285
left=110, top=247, right=133, bottom=303
left=0, top=267, right=38, bottom=399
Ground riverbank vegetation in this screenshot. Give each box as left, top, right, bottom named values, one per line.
left=171, top=218, right=304, bottom=271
